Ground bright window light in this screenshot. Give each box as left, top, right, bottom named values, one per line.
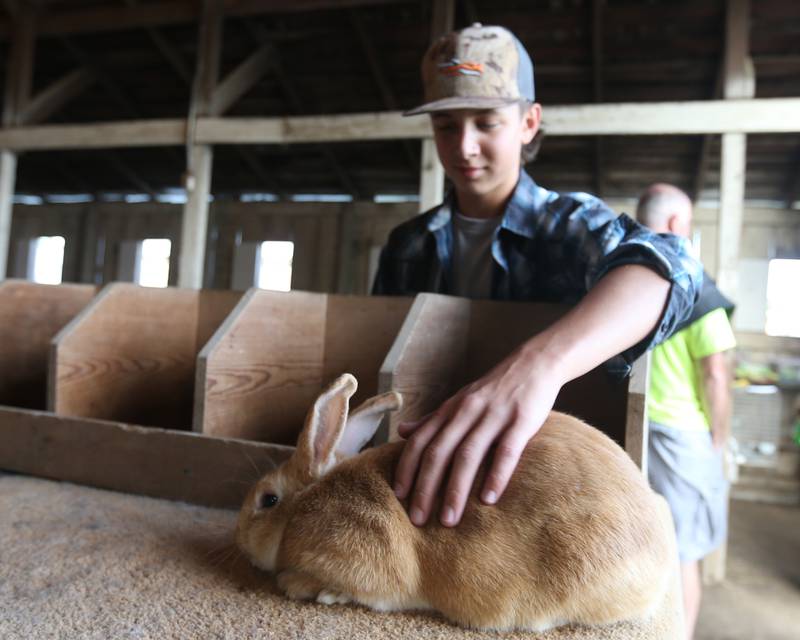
left=765, top=259, right=800, bottom=338
left=137, top=239, right=171, bottom=288
left=30, top=236, right=65, bottom=284
left=257, top=241, right=294, bottom=291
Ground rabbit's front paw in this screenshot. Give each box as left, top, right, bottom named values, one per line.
left=317, top=589, right=352, bottom=605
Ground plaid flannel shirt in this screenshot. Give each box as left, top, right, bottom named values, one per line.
left=372, top=171, right=703, bottom=377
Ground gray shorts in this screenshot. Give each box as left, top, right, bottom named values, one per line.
left=647, top=421, right=729, bottom=563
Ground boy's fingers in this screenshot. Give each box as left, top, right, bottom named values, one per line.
left=440, top=412, right=506, bottom=527
left=407, top=400, right=485, bottom=527
left=393, top=412, right=445, bottom=501
left=480, top=423, right=531, bottom=505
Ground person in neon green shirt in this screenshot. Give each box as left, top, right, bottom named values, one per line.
left=637, top=184, right=735, bottom=640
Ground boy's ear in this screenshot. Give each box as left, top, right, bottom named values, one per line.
left=520, top=102, right=542, bottom=144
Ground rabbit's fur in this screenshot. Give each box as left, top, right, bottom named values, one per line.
left=237, top=374, right=674, bottom=632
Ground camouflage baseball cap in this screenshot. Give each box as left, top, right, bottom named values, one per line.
left=404, top=23, right=535, bottom=116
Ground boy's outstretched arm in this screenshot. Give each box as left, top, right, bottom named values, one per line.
left=393, top=264, right=671, bottom=527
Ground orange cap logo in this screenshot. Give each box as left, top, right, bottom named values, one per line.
left=438, top=58, right=484, bottom=77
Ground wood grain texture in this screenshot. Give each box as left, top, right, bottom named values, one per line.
left=322, top=295, right=413, bottom=409
left=199, top=290, right=327, bottom=443
left=0, top=406, right=292, bottom=509
left=0, top=280, right=96, bottom=410
left=51, top=283, right=240, bottom=431
left=198, top=291, right=412, bottom=444
left=380, top=295, right=644, bottom=457
left=378, top=294, right=471, bottom=442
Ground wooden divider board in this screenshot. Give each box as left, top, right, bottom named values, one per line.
left=0, top=280, right=96, bottom=410
left=380, top=294, right=650, bottom=469
left=51, top=283, right=240, bottom=431
left=196, top=290, right=412, bottom=444
left=196, top=290, right=328, bottom=443
left=321, top=295, right=413, bottom=409
left=0, top=406, right=291, bottom=509
left=377, top=294, right=472, bottom=443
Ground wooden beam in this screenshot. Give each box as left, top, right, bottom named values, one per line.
left=418, top=0, right=452, bottom=211
left=57, top=33, right=185, bottom=172
left=420, top=138, right=444, bottom=213
left=209, top=43, right=273, bottom=116
left=0, top=406, right=293, bottom=509
left=129, top=9, right=276, bottom=199
left=3, top=8, right=34, bottom=126
left=18, top=67, right=95, bottom=125
left=242, top=19, right=360, bottom=198
left=58, top=37, right=144, bottom=119
left=710, top=0, right=754, bottom=586
left=0, top=9, right=34, bottom=281
left=180, top=0, right=222, bottom=289
left=0, top=151, right=16, bottom=278
left=592, top=0, right=606, bottom=198
left=0, top=0, right=415, bottom=39
left=0, top=119, right=186, bottom=150
left=124, top=0, right=193, bottom=84
left=430, top=0, right=455, bottom=40
left=349, top=8, right=418, bottom=175
left=624, top=352, right=650, bottom=473
left=692, top=63, right=724, bottom=202
left=717, top=0, right=754, bottom=300
left=4, top=98, right=800, bottom=152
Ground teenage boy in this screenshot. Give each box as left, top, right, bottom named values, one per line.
left=373, top=24, right=702, bottom=529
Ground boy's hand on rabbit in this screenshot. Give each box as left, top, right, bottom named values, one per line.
left=393, top=346, right=565, bottom=528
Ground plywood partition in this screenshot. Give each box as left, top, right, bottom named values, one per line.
left=0, top=406, right=292, bottom=509
left=0, top=280, right=97, bottom=410
left=196, top=290, right=413, bottom=444
left=50, top=283, right=241, bottom=430
left=380, top=294, right=650, bottom=467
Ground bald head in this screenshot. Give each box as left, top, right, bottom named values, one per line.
left=636, top=183, right=693, bottom=238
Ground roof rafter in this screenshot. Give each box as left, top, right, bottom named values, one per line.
left=592, top=0, right=606, bottom=198
left=0, top=0, right=416, bottom=39
left=19, top=67, right=96, bottom=125
left=349, top=8, right=417, bottom=177
left=242, top=18, right=361, bottom=199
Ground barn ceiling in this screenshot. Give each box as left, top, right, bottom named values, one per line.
left=1, top=0, right=799, bottom=207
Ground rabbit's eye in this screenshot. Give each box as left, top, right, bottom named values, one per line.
left=259, top=493, right=279, bottom=509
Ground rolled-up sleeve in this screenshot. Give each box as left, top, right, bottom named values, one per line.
left=582, top=212, right=703, bottom=370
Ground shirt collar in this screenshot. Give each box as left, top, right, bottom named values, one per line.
left=426, top=171, right=553, bottom=239
left=500, top=171, right=553, bottom=239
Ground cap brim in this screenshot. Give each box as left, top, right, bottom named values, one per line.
left=403, top=96, right=520, bottom=116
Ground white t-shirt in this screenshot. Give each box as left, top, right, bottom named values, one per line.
left=451, top=211, right=501, bottom=299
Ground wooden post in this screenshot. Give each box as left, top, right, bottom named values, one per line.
left=625, top=352, right=651, bottom=474
left=418, top=0, right=453, bottom=213
left=0, top=9, right=35, bottom=281
left=419, top=140, right=444, bottom=212
left=705, top=0, right=753, bottom=586
left=717, top=0, right=754, bottom=301
left=178, top=0, right=222, bottom=289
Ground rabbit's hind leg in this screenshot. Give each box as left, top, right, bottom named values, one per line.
left=276, top=569, right=325, bottom=601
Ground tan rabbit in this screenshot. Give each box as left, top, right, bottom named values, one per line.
left=236, top=373, right=676, bottom=632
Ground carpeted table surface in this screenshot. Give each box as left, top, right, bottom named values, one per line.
left=0, top=473, right=682, bottom=639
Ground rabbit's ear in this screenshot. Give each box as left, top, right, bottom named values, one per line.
left=338, top=391, right=403, bottom=458
left=295, top=373, right=358, bottom=479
